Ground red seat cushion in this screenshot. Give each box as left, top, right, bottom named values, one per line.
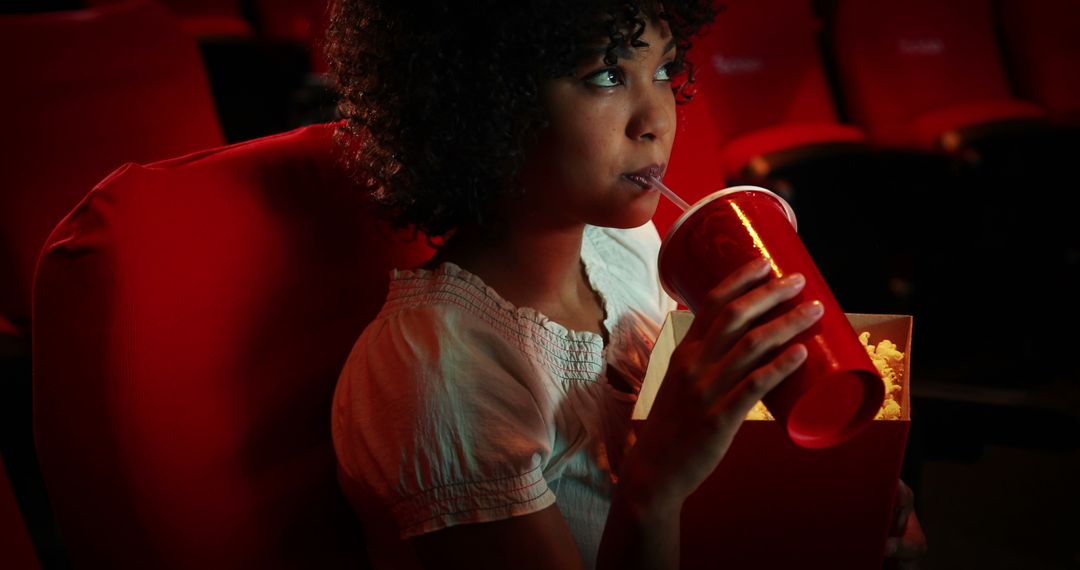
left=719, top=121, right=866, bottom=176
left=913, top=98, right=1045, bottom=147
left=999, top=0, right=1080, bottom=126
left=33, top=123, right=433, bottom=567
left=0, top=2, right=223, bottom=335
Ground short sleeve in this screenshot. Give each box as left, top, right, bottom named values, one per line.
left=332, top=303, right=557, bottom=538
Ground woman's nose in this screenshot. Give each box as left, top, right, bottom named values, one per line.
left=626, top=82, right=674, bottom=142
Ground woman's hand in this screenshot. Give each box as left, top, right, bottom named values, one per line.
left=619, top=257, right=823, bottom=513
left=884, top=479, right=928, bottom=569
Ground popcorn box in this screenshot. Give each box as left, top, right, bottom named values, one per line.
left=633, top=312, right=912, bottom=569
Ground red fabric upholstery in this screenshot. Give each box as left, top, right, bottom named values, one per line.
left=913, top=99, right=1046, bottom=148
left=87, top=0, right=255, bottom=38
left=692, top=0, right=864, bottom=174
left=254, top=0, right=331, bottom=73
left=0, top=459, right=39, bottom=570
left=0, top=316, right=18, bottom=338
left=999, top=0, right=1080, bottom=126
left=719, top=121, right=865, bottom=176
left=832, top=0, right=1045, bottom=149
left=33, top=123, right=434, bottom=567
left=0, top=1, right=223, bottom=336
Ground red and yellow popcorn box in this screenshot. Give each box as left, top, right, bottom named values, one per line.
left=634, top=312, right=913, bottom=569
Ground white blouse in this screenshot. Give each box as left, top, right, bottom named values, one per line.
left=332, top=222, right=677, bottom=568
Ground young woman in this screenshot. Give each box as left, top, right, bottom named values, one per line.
left=328, top=1, right=926, bottom=568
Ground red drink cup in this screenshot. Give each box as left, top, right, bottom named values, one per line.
left=658, top=186, right=884, bottom=449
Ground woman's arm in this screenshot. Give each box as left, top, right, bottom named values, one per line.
left=410, top=505, right=587, bottom=570
left=408, top=492, right=678, bottom=570
left=598, top=257, right=820, bottom=568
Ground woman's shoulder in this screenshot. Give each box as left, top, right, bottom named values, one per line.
left=338, top=266, right=544, bottom=406
left=361, top=263, right=522, bottom=355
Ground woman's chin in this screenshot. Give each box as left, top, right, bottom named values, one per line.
left=597, top=193, right=661, bottom=229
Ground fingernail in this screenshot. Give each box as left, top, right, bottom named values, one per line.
left=805, top=300, right=824, bottom=316
left=754, top=258, right=772, bottom=273
left=781, top=273, right=805, bottom=288
left=790, top=344, right=808, bottom=363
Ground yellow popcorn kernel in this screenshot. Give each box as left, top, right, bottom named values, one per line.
left=745, top=400, right=774, bottom=421
left=859, top=332, right=905, bottom=421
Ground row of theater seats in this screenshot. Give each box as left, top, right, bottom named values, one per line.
left=8, top=0, right=336, bottom=143
left=664, top=0, right=1079, bottom=380
left=7, top=0, right=329, bottom=58
left=652, top=0, right=1080, bottom=228
left=1, top=0, right=1078, bottom=567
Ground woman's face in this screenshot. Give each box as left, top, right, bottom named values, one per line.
left=516, top=18, right=677, bottom=230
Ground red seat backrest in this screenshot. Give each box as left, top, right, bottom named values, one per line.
left=998, top=0, right=1080, bottom=126
left=86, top=0, right=254, bottom=38
left=0, top=458, right=39, bottom=570
left=832, top=0, right=1032, bottom=147
left=694, top=0, right=842, bottom=143
left=253, top=0, right=331, bottom=73
left=0, top=1, right=224, bottom=335
left=33, top=123, right=433, bottom=567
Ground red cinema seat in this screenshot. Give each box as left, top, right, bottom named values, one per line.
left=86, top=0, right=254, bottom=38
left=692, top=0, right=865, bottom=179
left=998, top=0, right=1080, bottom=127
left=254, top=0, right=332, bottom=74
left=32, top=123, right=433, bottom=567
left=831, top=0, right=1044, bottom=150
left=0, top=1, right=224, bottom=339
left=0, top=458, right=40, bottom=570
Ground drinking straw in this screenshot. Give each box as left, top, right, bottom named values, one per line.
left=649, top=176, right=691, bottom=212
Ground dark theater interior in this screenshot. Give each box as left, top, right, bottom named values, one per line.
left=1, top=0, right=1078, bottom=568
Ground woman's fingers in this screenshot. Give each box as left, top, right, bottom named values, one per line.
left=707, top=299, right=823, bottom=398
left=683, top=258, right=772, bottom=344
left=885, top=510, right=927, bottom=567
left=698, top=272, right=807, bottom=361
left=890, top=479, right=916, bottom=535
left=710, top=343, right=809, bottom=418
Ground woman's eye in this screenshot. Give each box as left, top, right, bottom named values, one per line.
left=585, top=68, right=621, bottom=88
left=655, top=61, right=675, bottom=82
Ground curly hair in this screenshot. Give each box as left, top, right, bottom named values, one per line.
left=328, top=0, right=717, bottom=240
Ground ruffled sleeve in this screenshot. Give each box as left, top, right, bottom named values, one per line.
left=332, top=302, right=557, bottom=538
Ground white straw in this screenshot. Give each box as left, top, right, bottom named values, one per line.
left=649, top=176, right=691, bottom=212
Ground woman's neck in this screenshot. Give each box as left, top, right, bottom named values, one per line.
left=427, top=218, right=604, bottom=334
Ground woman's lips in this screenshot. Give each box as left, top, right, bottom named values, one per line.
left=623, top=164, right=664, bottom=190
left=623, top=173, right=656, bottom=190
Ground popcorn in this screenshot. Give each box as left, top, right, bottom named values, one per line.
left=744, top=332, right=905, bottom=421
left=746, top=400, right=774, bottom=421
left=859, top=332, right=905, bottom=420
